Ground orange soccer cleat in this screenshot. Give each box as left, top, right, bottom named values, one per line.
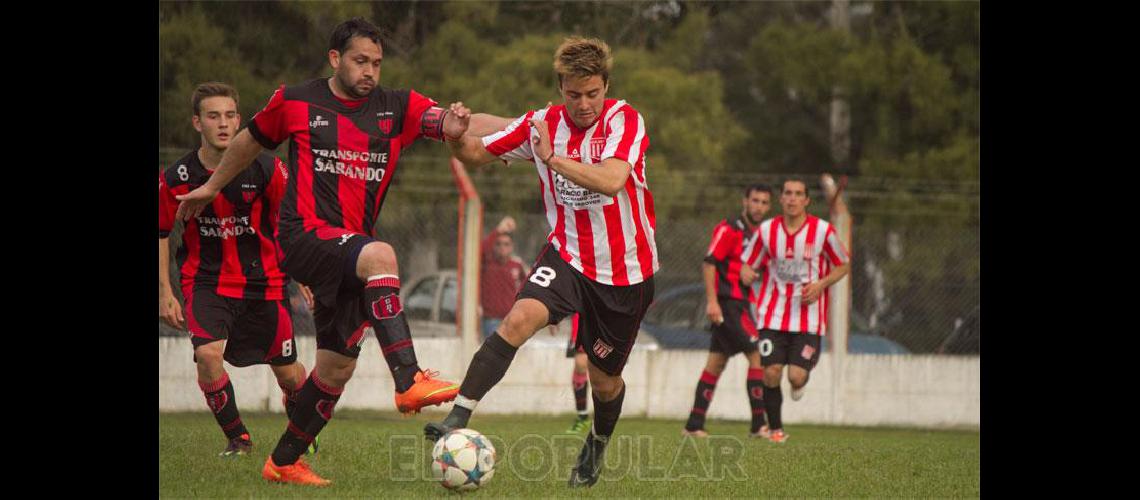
left=395, top=369, right=459, bottom=414
left=262, top=456, right=331, bottom=487
left=768, top=429, right=789, bottom=444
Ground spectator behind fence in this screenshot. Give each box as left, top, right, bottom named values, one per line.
left=479, top=216, right=529, bottom=338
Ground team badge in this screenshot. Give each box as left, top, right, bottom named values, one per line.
left=372, top=294, right=402, bottom=320
left=206, top=392, right=229, bottom=414
left=589, top=137, right=606, bottom=162
left=316, top=399, right=337, bottom=421
left=242, top=190, right=256, bottom=203
left=801, top=343, right=816, bottom=360
left=593, top=339, right=614, bottom=359
left=378, top=118, right=393, bottom=134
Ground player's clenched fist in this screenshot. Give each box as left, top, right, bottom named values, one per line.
left=445, top=102, right=471, bottom=140
left=529, top=117, right=553, bottom=163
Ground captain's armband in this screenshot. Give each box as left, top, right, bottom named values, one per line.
left=420, top=107, right=450, bottom=141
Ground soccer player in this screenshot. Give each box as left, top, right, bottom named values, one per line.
left=425, top=36, right=658, bottom=488
left=480, top=216, right=528, bottom=338
left=682, top=184, right=773, bottom=439
left=174, top=18, right=500, bottom=486
left=158, top=82, right=311, bottom=457
left=564, top=313, right=591, bottom=433
left=740, top=178, right=850, bottom=444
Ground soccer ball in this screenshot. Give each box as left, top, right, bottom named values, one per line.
left=431, top=428, right=496, bottom=491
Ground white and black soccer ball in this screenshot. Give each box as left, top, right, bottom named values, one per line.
left=431, top=428, right=496, bottom=491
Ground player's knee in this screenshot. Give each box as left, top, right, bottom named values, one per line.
left=498, top=303, right=546, bottom=346
left=745, top=350, right=763, bottom=368
left=357, top=241, right=398, bottom=277
left=194, top=343, right=225, bottom=369
left=764, top=365, right=783, bottom=385
left=273, top=362, right=306, bottom=387
left=590, top=374, right=624, bottom=401
left=316, top=360, right=356, bottom=387
left=705, top=359, right=726, bottom=375
left=788, top=370, right=809, bottom=388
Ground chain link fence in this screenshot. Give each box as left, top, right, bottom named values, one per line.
left=158, top=151, right=978, bottom=355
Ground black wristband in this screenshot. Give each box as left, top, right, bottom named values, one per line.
left=543, top=150, right=555, bottom=163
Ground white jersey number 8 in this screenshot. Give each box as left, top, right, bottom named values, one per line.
left=529, top=266, right=557, bottom=288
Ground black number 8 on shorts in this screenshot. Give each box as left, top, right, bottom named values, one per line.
left=529, top=266, right=557, bottom=287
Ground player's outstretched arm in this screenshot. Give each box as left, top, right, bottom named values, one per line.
left=447, top=133, right=501, bottom=167
left=175, top=129, right=265, bottom=221
left=530, top=117, right=631, bottom=196
left=443, top=102, right=502, bottom=167
left=467, top=113, right=513, bottom=137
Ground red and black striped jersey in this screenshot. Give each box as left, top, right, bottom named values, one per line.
left=158, top=150, right=289, bottom=301
left=704, top=215, right=760, bottom=302
left=246, top=79, right=437, bottom=239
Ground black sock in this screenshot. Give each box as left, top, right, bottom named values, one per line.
left=444, top=333, right=518, bottom=428
left=746, top=368, right=767, bottom=432
left=271, top=372, right=343, bottom=466
left=764, top=384, right=783, bottom=431
left=592, top=383, right=626, bottom=438
left=365, top=276, right=420, bottom=392
left=684, top=370, right=718, bottom=431
left=573, top=371, right=589, bottom=417
left=199, top=373, right=247, bottom=440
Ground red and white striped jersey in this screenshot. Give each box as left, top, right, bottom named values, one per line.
left=482, top=99, right=658, bottom=286
left=741, top=215, right=849, bottom=335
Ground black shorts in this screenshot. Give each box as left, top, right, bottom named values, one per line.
left=709, top=299, right=760, bottom=356
left=279, top=226, right=376, bottom=358
left=519, top=245, right=654, bottom=376
left=185, top=288, right=297, bottom=367
left=565, top=313, right=585, bottom=358
left=758, top=329, right=822, bottom=371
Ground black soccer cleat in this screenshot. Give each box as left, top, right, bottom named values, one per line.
left=424, top=422, right=455, bottom=443
left=424, top=407, right=473, bottom=442
left=219, top=433, right=253, bottom=457
left=568, top=433, right=608, bottom=488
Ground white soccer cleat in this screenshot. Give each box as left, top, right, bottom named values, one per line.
left=749, top=425, right=771, bottom=439
left=791, top=386, right=805, bottom=401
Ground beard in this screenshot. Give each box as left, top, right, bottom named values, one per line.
left=337, top=73, right=374, bottom=99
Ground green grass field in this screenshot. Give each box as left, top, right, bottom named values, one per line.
left=159, top=410, right=979, bottom=497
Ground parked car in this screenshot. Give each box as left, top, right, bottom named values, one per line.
left=639, top=283, right=910, bottom=354
left=938, top=305, right=979, bottom=355
left=402, top=270, right=461, bottom=338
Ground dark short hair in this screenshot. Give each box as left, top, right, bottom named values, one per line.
left=744, top=183, right=772, bottom=198
left=781, top=177, right=810, bottom=197
left=329, top=17, right=382, bottom=55
left=191, top=82, right=238, bottom=116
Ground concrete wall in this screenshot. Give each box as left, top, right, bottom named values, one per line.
left=160, top=336, right=979, bottom=429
